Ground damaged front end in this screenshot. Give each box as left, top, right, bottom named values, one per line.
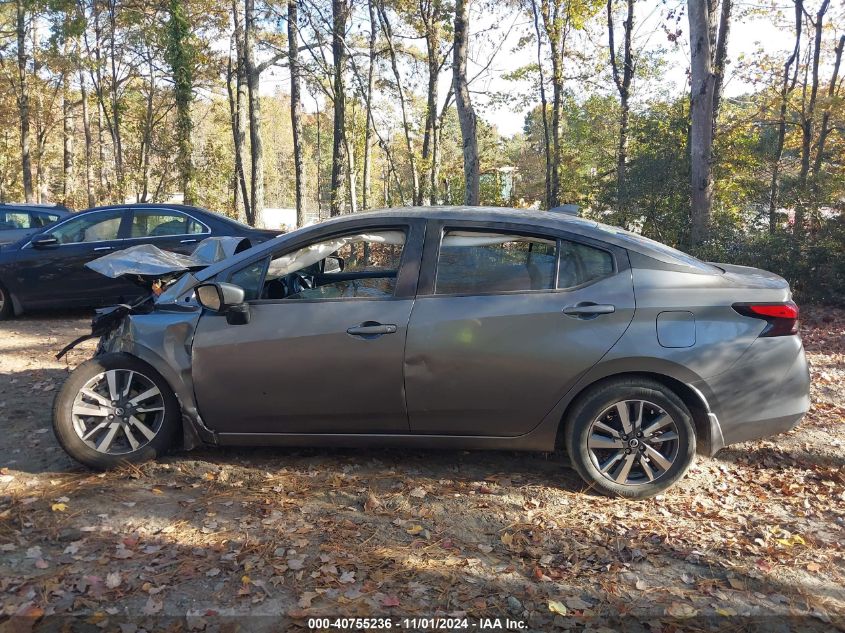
left=56, top=237, right=252, bottom=449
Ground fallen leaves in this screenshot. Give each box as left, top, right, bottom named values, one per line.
left=548, top=600, right=567, bottom=616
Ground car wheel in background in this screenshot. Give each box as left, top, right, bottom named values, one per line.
left=564, top=377, right=696, bottom=499
left=0, top=281, right=12, bottom=320
left=52, top=353, right=180, bottom=469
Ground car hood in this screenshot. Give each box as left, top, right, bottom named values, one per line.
left=86, top=236, right=253, bottom=279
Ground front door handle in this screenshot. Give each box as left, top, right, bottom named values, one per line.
left=563, top=303, right=616, bottom=318
left=180, top=238, right=199, bottom=244
left=93, top=246, right=114, bottom=252
left=347, top=321, right=398, bottom=337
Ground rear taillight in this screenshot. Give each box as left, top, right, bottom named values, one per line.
left=732, top=301, right=799, bottom=337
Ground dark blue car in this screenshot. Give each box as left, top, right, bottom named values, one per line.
left=0, top=203, right=278, bottom=319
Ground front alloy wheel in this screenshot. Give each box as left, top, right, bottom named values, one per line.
left=71, top=369, right=166, bottom=455
left=53, top=354, right=179, bottom=469
left=565, top=378, right=696, bottom=499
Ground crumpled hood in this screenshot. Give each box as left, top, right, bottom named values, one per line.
left=85, top=236, right=253, bottom=278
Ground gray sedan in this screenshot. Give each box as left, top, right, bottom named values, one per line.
left=52, top=207, right=810, bottom=498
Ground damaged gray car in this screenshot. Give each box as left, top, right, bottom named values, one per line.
left=52, top=207, right=811, bottom=498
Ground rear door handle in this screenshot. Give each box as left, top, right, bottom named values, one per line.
left=180, top=238, right=199, bottom=244
left=563, top=303, right=616, bottom=318
left=93, top=246, right=114, bottom=252
left=347, top=322, right=398, bottom=337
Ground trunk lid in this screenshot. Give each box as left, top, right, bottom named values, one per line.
left=713, top=262, right=790, bottom=290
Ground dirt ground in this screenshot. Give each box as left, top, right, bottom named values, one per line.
left=0, top=308, right=843, bottom=632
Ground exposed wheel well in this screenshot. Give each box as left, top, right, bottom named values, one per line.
left=557, top=372, right=712, bottom=454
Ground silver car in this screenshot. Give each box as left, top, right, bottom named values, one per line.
left=52, top=207, right=810, bottom=498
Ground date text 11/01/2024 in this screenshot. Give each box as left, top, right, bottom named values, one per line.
left=306, top=617, right=528, bottom=630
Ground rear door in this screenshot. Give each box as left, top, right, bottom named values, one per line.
left=404, top=221, right=636, bottom=437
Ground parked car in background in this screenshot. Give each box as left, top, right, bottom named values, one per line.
left=0, top=203, right=279, bottom=319
left=0, top=203, right=71, bottom=245
left=51, top=206, right=810, bottom=499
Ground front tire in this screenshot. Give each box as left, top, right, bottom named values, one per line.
left=564, top=377, right=696, bottom=499
left=53, top=353, right=180, bottom=469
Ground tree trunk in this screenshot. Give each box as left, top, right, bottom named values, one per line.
left=809, top=33, right=843, bottom=218
left=378, top=2, right=420, bottom=206
left=687, top=0, right=716, bottom=246
left=453, top=0, right=479, bottom=205
left=288, top=0, right=306, bottom=227
left=330, top=0, right=349, bottom=215
left=62, top=55, right=74, bottom=202
left=795, top=0, right=829, bottom=237
left=140, top=62, right=155, bottom=202
left=345, top=132, right=357, bottom=213
left=79, top=65, right=95, bottom=207
left=245, top=0, right=263, bottom=224
left=107, top=0, right=124, bottom=200
left=229, top=0, right=251, bottom=222
left=167, top=0, right=195, bottom=205
left=362, top=0, right=377, bottom=210
left=767, top=0, right=801, bottom=233
left=711, top=0, right=732, bottom=134
left=420, top=0, right=440, bottom=205
left=16, top=0, right=34, bottom=202
left=608, top=0, right=634, bottom=222
left=530, top=0, right=551, bottom=209
left=540, top=0, right=565, bottom=208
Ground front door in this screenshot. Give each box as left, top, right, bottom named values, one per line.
left=404, top=225, right=636, bottom=437
left=16, top=208, right=132, bottom=307
left=191, top=222, right=423, bottom=435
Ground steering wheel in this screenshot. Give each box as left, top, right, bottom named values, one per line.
left=290, top=272, right=315, bottom=295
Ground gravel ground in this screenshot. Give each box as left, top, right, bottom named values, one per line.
left=0, top=307, right=843, bottom=632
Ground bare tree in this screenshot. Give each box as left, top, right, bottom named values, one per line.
left=289, top=0, right=306, bottom=226
left=767, top=0, right=802, bottom=233
left=228, top=0, right=252, bottom=223
left=453, top=0, right=479, bottom=205
left=529, top=0, right=551, bottom=208
left=378, top=1, right=420, bottom=205
left=607, top=0, right=634, bottom=221
left=794, top=0, right=830, bottom=237
left=15, top=0, right=34, bottom=202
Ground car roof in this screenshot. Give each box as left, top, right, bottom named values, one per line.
left=0, top=203, right=70, bottom=214
left=76, top=203, right=251, bottom=227
left=313, top=206, right=713, bottom=269
left=193, top=206, right=715, bottom=279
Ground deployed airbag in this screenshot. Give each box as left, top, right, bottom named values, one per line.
left=86, top=236, right=252, bottom=278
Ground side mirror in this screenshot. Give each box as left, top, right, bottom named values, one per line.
left=323, top=255, right=345, bottom=274
left=32, top=234, right=59, bottom=248
left=196, top=282, right=245, bottom=312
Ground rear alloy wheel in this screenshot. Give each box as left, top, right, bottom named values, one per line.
left=53, top=354, right=180, bottom=469
left=565, top=378, right=696, bottom=499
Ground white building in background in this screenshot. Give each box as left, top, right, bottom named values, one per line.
left=258, top=207, right=298, bottom=231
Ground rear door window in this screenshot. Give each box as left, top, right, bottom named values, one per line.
left=435, top=230, right=557, bottom=294
left=130, top=210, right=206, bottom=238
left=558, top=241, right=614, bottom=288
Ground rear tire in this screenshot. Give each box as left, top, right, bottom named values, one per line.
left=564, top=377, right=695, bottom=499
left=53, top=353, right=180, bottom=470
